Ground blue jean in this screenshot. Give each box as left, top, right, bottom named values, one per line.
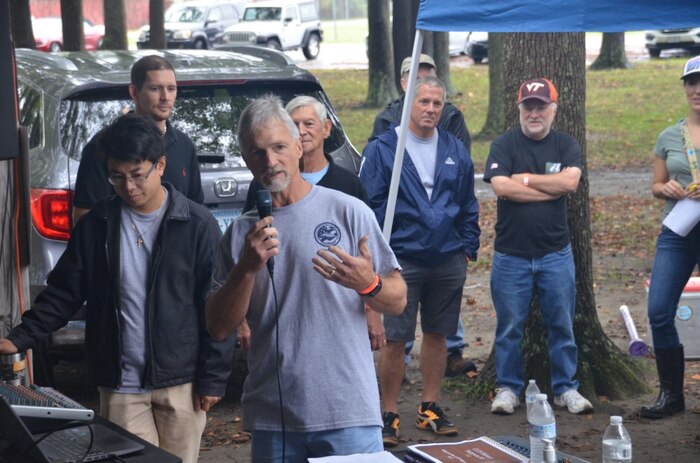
left=251, top=426, right=382, bottom=462
left=491, top=244, right=579, bottom=396
left=648, top=225, right=700, bottom=349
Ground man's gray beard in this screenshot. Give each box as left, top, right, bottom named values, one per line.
left=264, top=174, right=292, bottom=193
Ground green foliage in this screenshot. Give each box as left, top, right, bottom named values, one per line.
left=313, top=59, right=687, bottom=171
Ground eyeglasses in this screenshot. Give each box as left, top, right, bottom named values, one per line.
left=108, top=162, right=157, bottom=186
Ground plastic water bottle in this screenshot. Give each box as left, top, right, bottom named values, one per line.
left=525, top=379, right=541, bottom=416
left=602, top=416, right=632, bottom=462
left=528, top=394, right=556, bottom=463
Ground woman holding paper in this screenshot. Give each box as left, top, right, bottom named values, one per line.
left=642, top=55, right=700, bottom=419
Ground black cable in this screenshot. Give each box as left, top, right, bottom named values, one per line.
left=269, top=271, right=286, bottom=462
left=0, top=420, right=94, bottom=463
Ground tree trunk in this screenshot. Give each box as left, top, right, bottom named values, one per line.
left=149, top=0, right=166, bottom=49
left=366, top=0, right=398, bottom=107
left=434, top=32, right=456, bottom=97
left=9, top=0, right=35, bottom=49
left=60, top=0, right=84, bottom=51
left=476, top=33, right=649, bottom=401
left=477, top=33, right=506, bottom=139
left=590, top=32, right=631, bottom=70
left=103, top=0, right=127, bottom=50
left=391, top=0, right=418, bottom=91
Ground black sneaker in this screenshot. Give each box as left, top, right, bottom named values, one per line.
left=444, top=353, right=477, bottom=378
left=381, top=411, right=400, bottom=447
left=416, top=402, right=458, bottom=436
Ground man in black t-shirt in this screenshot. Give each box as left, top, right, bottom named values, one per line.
left=72, top=55, right=203, bottom=224
left=483, top=78, right=593, bottom=416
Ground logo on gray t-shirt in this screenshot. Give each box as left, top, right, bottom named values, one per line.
left=314, top=222, right=342, bottom=246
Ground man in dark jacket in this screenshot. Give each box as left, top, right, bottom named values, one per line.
left=361, top=76, right=479, bottom=447
left=369, top=53, right=471, bottom=152
left=0, top=114, right=234, bottom=463
left=72, top=55, right=204, bottom=224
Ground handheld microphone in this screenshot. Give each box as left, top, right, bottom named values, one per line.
left=256, top=189, right=274, bottom=276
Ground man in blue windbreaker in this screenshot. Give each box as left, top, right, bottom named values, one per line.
left=360, top=76, right=480, bottom=447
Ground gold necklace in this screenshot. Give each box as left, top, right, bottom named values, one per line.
left=126, top=190, right=167, bottom=248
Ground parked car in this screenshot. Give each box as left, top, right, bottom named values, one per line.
left=465, top=31, right=488, bottom=63
left=15, top=47, right=360, bottom=384
left=645, top=28, right=700, bottom=58
left=136, top=0, right=244, bottom=49
left=218, top=0, right=323, bottom=60
left=32, top=17, right=105, bottom=52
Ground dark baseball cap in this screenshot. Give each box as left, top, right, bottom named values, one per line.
left=518, top=78, right=558, bottom=104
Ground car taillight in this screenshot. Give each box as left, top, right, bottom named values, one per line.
left=30, top=189, right=73, bottom=241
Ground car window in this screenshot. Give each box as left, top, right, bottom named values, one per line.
left=165, top=6, right=206, bottom=23
left=208, top=7, right=222, bottom=23
left=220, top=5, right=237, bottom=20
left=243, top=7, right=281, bottom=21
left=17, top=82, right=44, bottom=149
left=285, top=7, right=298, bottom=22
left=58, top=85, right=347, bottom=166
left=299, top=3, right=318, bottom=22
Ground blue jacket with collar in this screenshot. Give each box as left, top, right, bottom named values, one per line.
left=360, top=126, right=480, bottom=266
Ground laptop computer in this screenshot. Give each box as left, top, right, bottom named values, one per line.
left=0, top=396, right=145, bottom=462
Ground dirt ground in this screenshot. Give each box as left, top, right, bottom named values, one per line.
left=51, top=169, right=700, bottom=462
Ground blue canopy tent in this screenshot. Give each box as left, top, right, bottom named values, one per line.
left=381, top=0, right=700, bottom=237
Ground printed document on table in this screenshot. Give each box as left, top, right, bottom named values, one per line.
left=308, top=451, right=403, bottom=462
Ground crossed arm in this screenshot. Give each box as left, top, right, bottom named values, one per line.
left=490, top=166, right=581, bottom=202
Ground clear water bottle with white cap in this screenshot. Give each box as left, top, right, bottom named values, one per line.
left=525, top=379, right=540, bottom=416
left=602, top=415, right=632, bottom=462
left=528, top=394, right=556, bottom=463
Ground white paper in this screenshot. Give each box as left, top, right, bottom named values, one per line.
left=308, top=451, right=403, bottom=462
left=663, top=198, right=700, bottom=237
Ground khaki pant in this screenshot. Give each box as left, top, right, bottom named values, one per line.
left=99, top=383, right=206, bottom=463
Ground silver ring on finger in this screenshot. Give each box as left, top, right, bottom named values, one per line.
left=329, top=267, right=336, bottom=277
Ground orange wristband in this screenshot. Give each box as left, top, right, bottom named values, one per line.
left=357, top=274, right=380, bottom=295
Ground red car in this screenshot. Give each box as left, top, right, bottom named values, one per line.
left=33, top=17, right=105, bottom=52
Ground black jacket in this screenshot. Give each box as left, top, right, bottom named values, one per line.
left=370, top=95, right=472, bottom=152
left=243, top=153, right=369, bottom=213
left=8, top=184, right=234, bottom=396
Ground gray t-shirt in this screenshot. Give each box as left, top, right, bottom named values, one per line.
left=116, top=190, right=169, bottom=392
left=654, top=119, right=695, bottom=216
left=399, top=126, right=439, bottom=200
left=211, top=186, right=400, bottom=432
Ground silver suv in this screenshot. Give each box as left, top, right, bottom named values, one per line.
left=16, top=47, right=359, bottom=383
left=645, top=28, right=700, bottom=58
left=218, top=0, right=322, bottom=59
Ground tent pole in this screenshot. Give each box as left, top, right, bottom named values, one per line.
left=381, top=30, right=424, bottom=240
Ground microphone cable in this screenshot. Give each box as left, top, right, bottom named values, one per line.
left=267, top=269, right=286, bottom=462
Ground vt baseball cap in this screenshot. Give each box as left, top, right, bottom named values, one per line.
left=518, top=78, right=558, bottom=104
left=400, top=53, right=436, bottom=76
left=681, top=56, right=700, bottom=80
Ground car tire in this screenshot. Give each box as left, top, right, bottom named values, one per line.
left=302, top=33, right=320, bottom=60
left=193, top=38, right=207, bottom=49
left=649, top=48, right=661, bottom=59
left=473, top=56, right=484, bottom=64
left=265, top=38, right=281, bottom=51
left=49, top=42, right=62, bottom=52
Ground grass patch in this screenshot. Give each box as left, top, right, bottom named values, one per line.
left=312, top=59, right=688, bottom=170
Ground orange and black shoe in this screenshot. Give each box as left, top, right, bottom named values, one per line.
left=416, top=402, right=458, bottom=436
left=381, top=411, right=400, bottom=448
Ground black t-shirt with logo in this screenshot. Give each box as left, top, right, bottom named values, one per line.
left=483, top=128, right=582, bottom=258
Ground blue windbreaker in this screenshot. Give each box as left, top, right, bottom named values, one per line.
left=360, top=127, right=480, bottom=266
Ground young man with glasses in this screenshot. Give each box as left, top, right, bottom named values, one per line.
left=0, top=114, right=234, bottom=463
left=72, top=55, right=203, bottom=224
